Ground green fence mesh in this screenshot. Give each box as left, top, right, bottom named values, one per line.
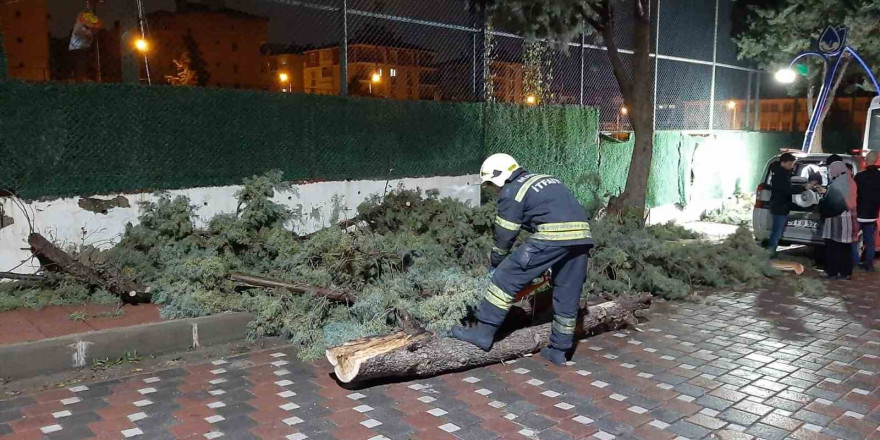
left=484, top=104, right=600, bottom=206
left=0, top=80, right=819, bottom=211
left=0, top=82, right=485, bottom=199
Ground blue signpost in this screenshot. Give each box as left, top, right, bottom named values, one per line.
left=775, top=26, right=880, bottom=152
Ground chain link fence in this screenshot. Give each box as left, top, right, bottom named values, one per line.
left=2, top=0, right=763, bottom=132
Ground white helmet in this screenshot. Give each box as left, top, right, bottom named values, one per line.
left=480, top=153, right=520, bottom=187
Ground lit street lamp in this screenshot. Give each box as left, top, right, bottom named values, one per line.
left=278, top=72, right=291, bottom=93
left=727, top=100, right=737, bottom=129
left=369, top=72, right=381, bottom=94
left=617, top=106, right=628, bottom=131
left=774, top=68, right=796, bottom=84
left=525, top=94, right=537, bottom=105
left=774, top=25, right=879, bottom=152
left=134, top=38, right=149, bottom=53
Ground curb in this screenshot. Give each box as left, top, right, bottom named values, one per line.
left=0, top=312, right=254, bottom=380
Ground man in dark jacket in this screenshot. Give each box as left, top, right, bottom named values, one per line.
left=768, top=153, right=801, bottom=257
left=452, top=153, right=592, bottom=366
left=855, top=151, right=880, bottom=271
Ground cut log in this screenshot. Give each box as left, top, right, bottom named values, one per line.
left=772, top=261, right=805, bottom=275
left=0, top=271, right=47, bottom=282
left=230, top=272, right=357, bottom=303
left=27, top=233, right=151, bottom=304
left=326, top=293, right=652, bottom=383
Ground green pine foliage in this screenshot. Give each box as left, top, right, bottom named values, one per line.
left=589, top=216, right=777, bottom=300
left=0, top=171, right=778, bottom=359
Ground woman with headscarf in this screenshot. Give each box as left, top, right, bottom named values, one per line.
left=818, top=161, right=857, bottom=280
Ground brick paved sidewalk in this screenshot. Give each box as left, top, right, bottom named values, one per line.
left=1, top=276, right=878, bottom=440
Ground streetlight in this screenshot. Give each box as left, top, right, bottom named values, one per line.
left=727, top=100, right=737, bottom=129
left=774, top=68, right=796, bottom=84
left=134, top=38, right=149, bottom=53
left=617, top=106, right=628, bottom=131
left=369, top=72, right=381, bottom=94
left=278, top=72, right=291, bottom=93
left=525, top=94, right=537, bottom=105
left=774, top=25, right=880, bottom=152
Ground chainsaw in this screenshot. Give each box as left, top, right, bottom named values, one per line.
left=514, top=270, right=552, bottom=302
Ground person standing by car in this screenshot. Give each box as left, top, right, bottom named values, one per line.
left=855, top=151, right=880, bottom=271
left=768, top=153, right=800, bottom=258
left=819, top=161, right=857, bottom=280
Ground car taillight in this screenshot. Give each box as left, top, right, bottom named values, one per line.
left=755, top=184, right=768, bottom=209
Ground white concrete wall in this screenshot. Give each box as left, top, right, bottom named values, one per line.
left=0, top=175, right=481, bottom=275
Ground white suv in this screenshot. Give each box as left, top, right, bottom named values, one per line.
left=753, top=152, right=879, bottom=253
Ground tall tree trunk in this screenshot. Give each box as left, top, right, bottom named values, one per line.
left=605, top=0, right=654, bottom=220
left=809, top=57, right=851, bottom=154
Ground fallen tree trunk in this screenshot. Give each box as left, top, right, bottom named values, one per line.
left=230, top=272, right=357, bottom=303
left=27, top=233, right=151, bottom=304
left=326, top=293, right=652, bottom=383
left=0, top=271, right=47, bottom=282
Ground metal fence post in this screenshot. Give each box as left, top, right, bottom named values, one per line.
left=475, top=17, right=486, bottom=101
left=472, top=33, right=477, bottom=98
left=653, top=0, right=661, bottom=130
left=579, top=30, right=585, bottom=107
left=708, top=0, right=719, bottom=131
left=754, top=74, right=761, bottom=130
left=745, top=71, right=752, bottom=131
left=340, top=0, right=348, bottom=97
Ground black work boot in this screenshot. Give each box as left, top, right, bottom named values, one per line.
left=451, top=322, right=498, bottom=352
left=540, top=346, right=568, bottom=366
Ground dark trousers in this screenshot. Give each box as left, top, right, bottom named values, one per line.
left=857, top=221, right=877, bottom=268
left=824, top=239, right=854, bottom=278
left=769, top=214, right=788, bottom=254
left=478, top=241, right=590, bottom=350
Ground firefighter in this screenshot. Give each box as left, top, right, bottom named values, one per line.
left=452, top=153, right=593, bottom=365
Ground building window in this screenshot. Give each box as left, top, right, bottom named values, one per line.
left=322, top=67, right=331, bottom=77
left=18, top=62, right=24, bottom=68
left=16, top=37, right=23, bottom=43
left=233, top=64, right=239, bottom=73
left=231, top=43, right=238, bottom=52
left=216, top=62, right=221, bottom=67
left=390, top=68, right=397, bottom=77
left=14, top=10, right=21, bottom=18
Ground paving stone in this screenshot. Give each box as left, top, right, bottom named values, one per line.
left=745, top=423, right=790, bottom=440
left=792, top=409, right=832, bottom=427
left=719, top=408, right=761, bottom=426
left=574, top=403, right=611, bottom=420
left=673, top=383, right=707, bottom=398
left=504, top=400, right=538, bottom=415
left=820, top=424, right=864, bottom=440
left=650, top=408, right=684, bottom=424
left=514, top=413, right=557, bottom=431
left=762, top=396, right=805, bottom=413
left=694, top=395, right=734, bottom=411
left=537, top=429, right=576, bottom=440
left=592, top=418, right=635, bottom=436
left=667, top=420, right=712, bottom=439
